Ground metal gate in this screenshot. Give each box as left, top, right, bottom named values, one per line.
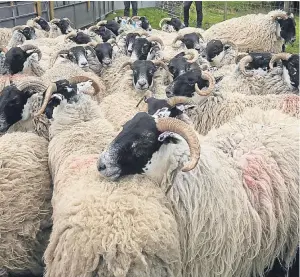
left=0, top=1, right=114, bottom=29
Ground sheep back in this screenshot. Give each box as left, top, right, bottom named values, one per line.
left=0, top=132, right=52, bottom=274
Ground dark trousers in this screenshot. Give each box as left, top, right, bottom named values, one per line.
left=124, top=1, right=138, bottom=17
left=184, top=1, right=203, bottom=28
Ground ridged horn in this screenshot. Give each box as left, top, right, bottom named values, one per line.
left=131, top=16, right=140, bottom=21
left=20, top=44, right=42, bottom=61
left=134, top=29, right=149, bottom=37
left=235, top=52, right=248, bottom=64
left=167, top=96, right=195, bottom=107
left=64, top=30, right=77, bottom=41
left=118, top=61, right=132, bottom=72
left=68, top=75, right=102, bottom=96
left=271, top=11, right=288, bottom=21
left=195, top=71, right=215, bottom=96
left=172, top=34, right=184, bottom=48
left=34, top=83, right=57, bottom=117
left=238, top=55, right=254, bottom=77
left=159, top=17, right=172, bottom=29
left=156, top=117, right=200, bottom=172
left=96, top=20, right=107, bottom=26
left=147, top=36, right=164, bottom=49
left=184, top=49, right=199, bottom=63
left=50, top=18, right=60, bottom=24
left=50, top=49, right=69, bottom=67
left=15, top=79, right=48, bottom=92
left=269, top=52, right=292, bottom=69
left=12, top=25, right=27, bottom=32
left=107, top=38, right=118, bottom=47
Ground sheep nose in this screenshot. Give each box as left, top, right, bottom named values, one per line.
left=98, top=161, right=106, bottom=171
left=80, top=61, right=88, bottom=67
left=138, top=80, right=147, bottom=86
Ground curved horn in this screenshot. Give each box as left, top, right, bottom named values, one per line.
left=12, top=25, right=27, bottom=32
left=20, top=44, right=42, bottom=61
left=153, top=60, right=169, bottom=72
left=235, top=52, right=248, bottom=64
left=269, top=52, right=292, bottom=69
left=167, top=96, right=195, bottom=107
left=15, top=78, right=48, bottom=92
left=238, top=55, right=254, bottom=77
left=118, top=61, right=133, bottom=72
left=131, top=16, right=140, bottom=21
left=68, top=75, right=102, bottom=96
left=96, top=20, right=107, bottom=26
left=184, top=49, right=199, bottom=63
left=147, top=36, right=164, bottom=49
left=50, top=18, right=60, bottom=24
left=195, top=71, right=215, bottom=96
left=64, top=30, right=77, bottom=41
left=156, top=117, right=200, bottom=172
left=271, top=11, right=288, bottom=21
left=34, top=83, right=57, bottom=117
left=88, top=25, right=99, bottom=33
left=50, top=49, right=69, bottom=67
left=87, top=41, right=98, bottom=47
left=134, top=29, right=149, bottom=37
left=107, top=38, right=118, bottom=47
left=159, top=17, right=172, bottom=29
left=172, top=34, right=184, bottom=48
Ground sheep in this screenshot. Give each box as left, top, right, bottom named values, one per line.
left=99, top=60, right=172, bottom=130
left=64, top=30, right=102, bottom=45
left=0, top=131, right=52, bottom=277
left=26, top=16, right=62, bottom=38
left=165, top=70, right=299, bottom=135
left=159, top=17, right=184, bottom=32
left=42, top=92, right=182, bottom=277
left=202, top=10, right=296, bottom=53
left=98, top=106, right=299, bottom=277
left=48, top=18, right=74, bottom=35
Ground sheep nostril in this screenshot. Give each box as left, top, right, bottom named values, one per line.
left=98, top=163, right=106, bottom=171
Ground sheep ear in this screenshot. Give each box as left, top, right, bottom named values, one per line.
left=176, top=104, right=196, bottom=112
left=59, top=53, right=68, bottom=58
left=158, top=131, right=179, bottom=144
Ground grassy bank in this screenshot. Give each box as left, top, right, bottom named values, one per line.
left=105, top=3, right=299, bottom=54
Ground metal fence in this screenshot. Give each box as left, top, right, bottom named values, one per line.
left=159, top=1, right=299, bottom=29
left=0, top=1, right=114, bottom=29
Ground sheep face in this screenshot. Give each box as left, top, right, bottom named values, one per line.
left=247, top=52, right=273, bottom=70
left=138, top=16, right=152, bottom=31
left=131, top=60, right=157, bottom=91
left=4, top=47, right=33, bottom=74
left=66, top=46, right=89, bottom=68
left=20, top=27, right=37, bottom=40
left=53, top=18, right=72, bottom=34
left=36, top=17, right=50, bottom=32
left=125, top=33, right=140, bottom=56
left=98, top=112, right=170, bottom=180
left=0, top=86, right=30, bottom=132
left=165, top=69, right=208, bottom=98
left=168, top=53, right=194, bottom=79
left=169, top=18, right=184, bottom=31
left=131, top=37, right=152, bottom=61
left=206, top=39, right=236, bottom=66
left=104, top=20, right=120, bottom=36
left=182, top=33, right=202, bottom=50
left=277, top=15, right=296, bottom=44
left=70, top=32, right=91, bottom=44
left=96, top=26, right=115, bottom=42
left=282, top=54, right=299, bottom=89
left=95, top=43, right=113, bottom=66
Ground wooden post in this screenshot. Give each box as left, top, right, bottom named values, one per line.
left=87, top=0, right=90, bottom=11
left=224, top=1, right=228, bottom=21
left=284, top=1, right=291, bottom=12
left=49, top=1, right=54, bottom=20
left=36, top=1, right=42, bottom=16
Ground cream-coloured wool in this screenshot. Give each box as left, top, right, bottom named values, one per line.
left=0, top=132, right=52, bottom=276
left=44, top=95, right=182, bottom=277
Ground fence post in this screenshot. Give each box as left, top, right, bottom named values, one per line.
left=223, top=1, right=227, bottom=21
left=49, top=1, right=54, bottom=20
left=87, top=0, right=90, bottom=11
left=36, top=1, right=42, bottom=16
left=284, top=1, right=291, bottom=12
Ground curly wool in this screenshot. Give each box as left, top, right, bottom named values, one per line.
left=157, top=107, right=299, bottom=277
left=189, top=92, right=299, bottom=135
left=44, top=95, right=181, bottom=277
left=202, top=10, right=287, bottom=53
left=0, top=132, right=52, bottom=274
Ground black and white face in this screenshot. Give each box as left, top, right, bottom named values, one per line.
left=247, top=52, right=273, bottom=70
left=182, top=33, right=201, bottom=50
left=98, top=112, right=179, bottom=180
left=282, top=54, right=299, bottom=89
left=67, top=46, right=89, bottom=68
left=72, top=32, right=91, bottom=44
left=4, top=47, right=32, bottom=74
left=131, top=38, right=152, bottom=61
left=168, top=53, right=192, bottom=79
left=95, top=43, right=113, bottom=66
left=0, top=86, right=31, bottom=132
left=131, top=60, right=157, bottom=91
left=140, top=17, right=152, bottom=31
left=170, top=18, right=184, bottom=31
left=36, top=17, right=50, bottom=31
left=54, top=18, right=72, bottom=34
left=21, top=27, right=37, bottom=40
left=277, top=15, right=296, bottom=44
left=125, top=33, right=139, bottom=55
left=165, top=69, right=208, bottom=98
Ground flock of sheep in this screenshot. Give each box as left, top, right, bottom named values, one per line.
left=0, top=7, right=299, bottom=277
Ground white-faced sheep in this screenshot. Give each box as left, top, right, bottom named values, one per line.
left=202, top=10, right=296, bottom=53
left=99, top=107, right=299, bottom=277
left=42, top=92, right=182, bottom=277
left=0, top=132, right=52, bottom=277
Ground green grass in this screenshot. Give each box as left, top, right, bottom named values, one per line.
left=105, top=3, right=299, bottom=54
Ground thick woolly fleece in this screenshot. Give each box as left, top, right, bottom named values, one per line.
left=203, top=10, right=287, bottom=53
left=155, top=107, right=299, bottom=277
left=0, top=132, right=52, bottom=275
left=218, top=67, right=299, bottom=95
left=188, top=92, right=299, bottom=135
left=44, top=95, right=181, bottom=277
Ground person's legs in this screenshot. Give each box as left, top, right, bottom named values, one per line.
left=195, top=1, right=203, bottom=28
left=131, top=1, right=138, bottom=16
left=183, top=1, right=193, bottom=27
left=124, top=1, right=130, bottom=17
